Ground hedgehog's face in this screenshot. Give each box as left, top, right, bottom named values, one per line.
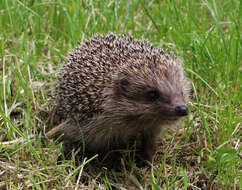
left=112, top=60, right=190, bottom=121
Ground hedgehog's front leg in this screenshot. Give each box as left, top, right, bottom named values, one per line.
left=141, top=132, right=156, bottom=162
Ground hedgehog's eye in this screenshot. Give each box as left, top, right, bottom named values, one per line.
left=146, top=90, right=159, bottom=101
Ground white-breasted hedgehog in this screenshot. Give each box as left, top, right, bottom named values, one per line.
left=54, top=33, right=190, bottom=162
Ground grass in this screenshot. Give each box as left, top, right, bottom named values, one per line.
left=0, top=0, right=241, bottom=189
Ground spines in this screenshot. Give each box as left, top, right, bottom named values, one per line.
left=55, top=33, right=186, bottom=122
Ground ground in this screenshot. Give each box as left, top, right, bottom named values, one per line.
left=0, top=0, right=241, bottom=189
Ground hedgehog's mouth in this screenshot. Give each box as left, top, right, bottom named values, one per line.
left=166, top=116, right=180, bottom=120
left=158, top=115, right=180, bottom=121
left=161, top=115, right=186, bottom=121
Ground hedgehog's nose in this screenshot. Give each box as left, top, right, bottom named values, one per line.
left=175, top=105, right=188, bottom=116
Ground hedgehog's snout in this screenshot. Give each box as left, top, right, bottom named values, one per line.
left=174, top=105, right=188, bottom=116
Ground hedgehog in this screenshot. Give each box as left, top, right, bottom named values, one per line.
left=54, top=33, right=190, bottom=162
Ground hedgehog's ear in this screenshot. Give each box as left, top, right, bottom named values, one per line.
left=119, top=78, right=130, bottom=92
